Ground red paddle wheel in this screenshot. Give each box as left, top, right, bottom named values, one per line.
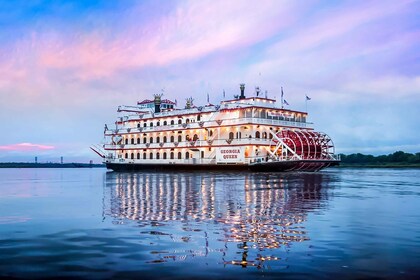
left=269, top=129, right=336, bottom=161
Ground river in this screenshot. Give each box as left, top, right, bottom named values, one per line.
left=0, top=168, right=419, bottom=279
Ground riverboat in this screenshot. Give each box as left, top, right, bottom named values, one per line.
left=91, top=84, right=340, bottom=171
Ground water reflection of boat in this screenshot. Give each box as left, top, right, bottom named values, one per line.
left=103, top=171, right=331, bottom=267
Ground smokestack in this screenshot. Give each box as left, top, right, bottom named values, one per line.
left=240, top=84, right=245, bottom=99
left=154, top=94, right=162, bottom=113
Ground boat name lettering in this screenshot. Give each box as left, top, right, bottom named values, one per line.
left=223, top=154, right=238, bottom=159
left=220, top=149, right=240, bottom=154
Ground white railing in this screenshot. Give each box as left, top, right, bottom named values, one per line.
left=103, top=137, right=272, bottom=150
left=218, top=117, right=310, bottom=128
left=105, top=157, right=244, bottom=165
left=105, top=117, right=311, bottom=135
left=106, top=153, right=341, bottom=166
left=123, top=106, right=216, bottom=122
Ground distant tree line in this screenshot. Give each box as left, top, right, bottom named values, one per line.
left=340, top=151, right=420, bottom=164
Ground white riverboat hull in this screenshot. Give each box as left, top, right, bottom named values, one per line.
left=105, top=159, right=339, bottom=172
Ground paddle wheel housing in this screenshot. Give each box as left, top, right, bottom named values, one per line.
left=268, top=129, right=337, bottom=161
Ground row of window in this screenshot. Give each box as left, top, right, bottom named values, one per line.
left=124, top=134, right=199, bottom=144
left=125, top=151, right=197, bottom=160
left=137, top=116, right=200, bottom=128
left=122, top=131, right=272, bottom=145
left=139, top=103, right=174, bottom=109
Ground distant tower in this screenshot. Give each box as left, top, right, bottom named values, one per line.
left=35, top=156, right=38, bottom=164
left=60, top=156, right=63, bottom=164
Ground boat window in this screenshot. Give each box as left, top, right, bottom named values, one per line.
left=170, top=152, right=174, bottom=159
left=255, top=131, right=260, bottom=138
left=178, top=152, right=182, bottom=159
left=263, top=132, right=267, bottom=139
left=193, top=134, right=198, bottom=141
left=125, top=138, right=128, bottom=145
left=137, top=138, right=140, bottom=144
left=229, top=132, right=234, bottom=140
left=197, top=115, right=201, bottom=121
left=163, top=136, right=167, bottom=143
left=137, top=153, right=140, bottom=159
left=178, top=119, right=182, bottom=125
left=186, top=151, right=189, bottom=159
left=209, top=130, right=213, bottom=137
left=143, top=123, right=147, bottom=127
left=178, top=135, right=182, bottom=142
left=157, top=136, right=160, bottom=143
left=150, top=152, right=153, bottom=159
left=163, top=121, right=167, bottom=126
left=143, top=137, right=146, bottom=144
left=137, top=123, right=140, bottom=128
left=150, top=137, right=153, bottom=143
left=186, top=135, right=190, bottom=141
left=237, top=132, right=241, bottom=139
left=131, top=138, right=134, bottom=144
left=201, top=151, right=204, bottom=158
left=125, top=153, right=128, bottom=159
left=186, top=119, right=190, bottom=124
left=131, top=153, right=134, bottom=159
left=163, top=152, right=167, bottom=159
left=170, top=135, right=174, bottom=142
left=171, top=120, right=175, bottom=125
left=150, top=122, right=153, bottom=127
left=157, top=121, right=160, bottom=126
left=156, top=153, right=160, bottom=159
left=143, top=153, right=146, bottom=159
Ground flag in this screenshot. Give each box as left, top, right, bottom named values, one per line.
left=207, top=93, right=209, bottom=103
left=175, top=99, right=177, bottom=106
left=283, top=99, right=289, bottom=105
left=281, top=87, right=284, bottom=98
left=223, top=90, right=226, bottom=98
left=306, top=95, right=311, bottom=100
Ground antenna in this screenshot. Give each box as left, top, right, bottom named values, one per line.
left=255, top=86, right=260, bottom=97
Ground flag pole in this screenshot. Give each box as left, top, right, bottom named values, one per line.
left=281, top=87, right=284, bottom=109
left=305, top=95, right=311, bottom=112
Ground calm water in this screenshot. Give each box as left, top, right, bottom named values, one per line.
left=0, top=168, right=419, bottom=279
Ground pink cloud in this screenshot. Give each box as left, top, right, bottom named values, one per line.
left=269, top=0, right=412, bottom=54
left=0, top=143, right=55, bottom=151
left=32, top=0, right=304, bottom=80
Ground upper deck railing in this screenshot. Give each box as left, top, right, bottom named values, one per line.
left=103, top=137, right=272, bottom=150
left=105, top=117, right=312, bottom=135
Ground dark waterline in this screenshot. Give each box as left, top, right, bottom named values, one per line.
left=0, top=168, right=419, bottom=279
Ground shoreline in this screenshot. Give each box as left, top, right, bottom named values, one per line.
left=1, top=162, right=419, bottom=169
left=335, top=164, right=420, bottom=168
left=0, top=163, right=105, bottom=168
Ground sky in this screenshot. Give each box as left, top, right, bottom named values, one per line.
left=0, top=0, right=419, bottom=163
